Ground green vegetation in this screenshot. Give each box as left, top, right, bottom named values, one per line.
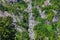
left=16, top=31, right=30, bottom=40
left=0, top=4, right=8, bottom=11
left=41, top=5, right=55, bottom=21
left=34, top=23, right=57, bottom=40
left=16, top=12, right=29, bottom=30
left=45, top=9, right=54, bottom=21
left=42, top=5, right=53, bottom=11
left=32, top=7, right=45, bottom=23
left=0, top=0, right=28, bottom=14
left=32, top=0, right=45, bottom=6
left=32, top=7, right=40, bottom=18
left=0, top=16, right=16, bottom=40
left=57, top=11, right=60, bottom=20
left=0, top=0, right=60, bottom=40
left=50, top=0, right=60, bottom=10
left=13, top=1, right=27, bottom=10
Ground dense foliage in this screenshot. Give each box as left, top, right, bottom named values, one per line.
left=16, top=31, right=30, bottom=40
left=0, top=0, right=60, bottom=40
left=0, top=16, right=16, bottom=40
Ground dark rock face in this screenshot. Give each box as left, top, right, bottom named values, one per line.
left=17, top=0, right=20, bottom=2
left=6, top=0, right=16, bottom=4
left=10, top=1, right=13, bottom=4
left=7, top=23, right=16, bottom=40
left=6, top=0, right=20, bottom=3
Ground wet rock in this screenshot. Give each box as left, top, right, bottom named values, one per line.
left=24, top=2, right=32, bottom=13
left=11, top=13, right=17, bottom=22
left=40, top=11, right=46, bottom=19
left=6, top=0, right=17, bottom=4
left=45, top=20, right=51, bottom=25
left=0, top=11, right=11, bottom=17
left=52, top=16, right=58, bottom=22
left=17, top=0, right=20, bottom=2
left=28, top=13, right=35, bottom=40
